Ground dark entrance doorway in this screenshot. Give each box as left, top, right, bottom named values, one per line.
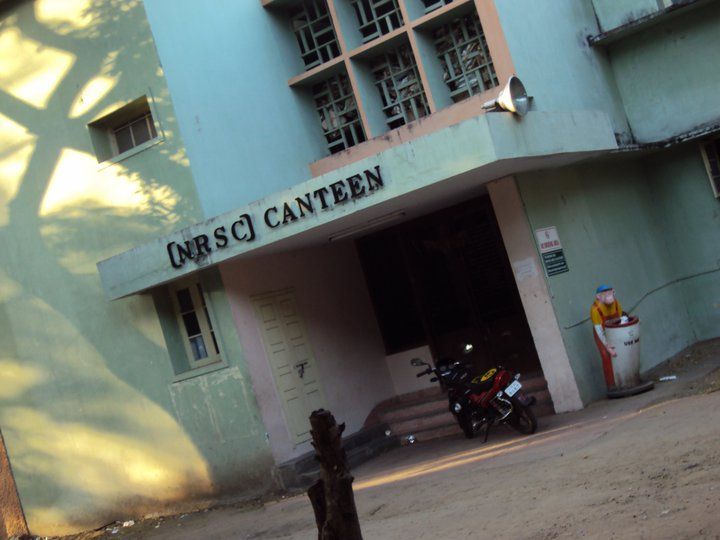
left=357, top=195, right=541, bottom=376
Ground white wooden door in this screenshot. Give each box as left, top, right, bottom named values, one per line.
left=253, top=289, right=325, bottom=444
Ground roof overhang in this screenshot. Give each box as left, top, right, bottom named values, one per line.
left=98, top=109, right=618, bottom=300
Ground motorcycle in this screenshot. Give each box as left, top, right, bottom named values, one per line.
left=411, top=345, right=537, bottom=442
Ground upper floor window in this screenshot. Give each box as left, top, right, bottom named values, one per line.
left=313, top=72, right=366, bottom=153
left=88, top=95, right=160, bottom=163
left=290, top=0, right=341, bottom=70
left=423, top=0, right=453, bottom=14
left=113, top=111, right=157, bottom=155
left=351, top=0, right=404, bottom=43
left=371, top=43, right=429, bottom=130
left=274, top=0, right=507, bottom=167
left=434, top=11, right=498, bottom=102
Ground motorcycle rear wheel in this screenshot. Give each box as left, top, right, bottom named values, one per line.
left=508, top=399, right=537, bottom=435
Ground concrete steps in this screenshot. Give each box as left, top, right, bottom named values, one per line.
left=404, top=423, right=462, bottom=444
left=380, top=373, right=555, bottom=445
left=392, top=409, right=456, bottom=436
left=382, top=397, right=448, bottom=424
left=279, top=374, right=556, bottom=489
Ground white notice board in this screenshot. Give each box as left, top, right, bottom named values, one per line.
left=535, top=226, right=569, bottom=276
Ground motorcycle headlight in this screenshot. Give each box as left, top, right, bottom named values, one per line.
left=453, top=402, right=462, bottom=413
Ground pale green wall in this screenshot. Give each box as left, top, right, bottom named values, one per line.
left=517, top=144, right=720, bottom=402
left=142, top=0, right=329, bottom=217
left=494, top=0, right=630, bottom=140
left=645, top=145, right=720, bottom=340
left=0, top=0, right=271, bottom=535
left=607, top=2, right=720, bottom=142
left=152, top=269, right=273, bottom=493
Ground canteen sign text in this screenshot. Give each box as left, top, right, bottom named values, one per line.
left=166, top=166, right=384, bottom=269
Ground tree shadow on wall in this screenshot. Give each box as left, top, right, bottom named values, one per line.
left=0, top=0, right=273, bottom=533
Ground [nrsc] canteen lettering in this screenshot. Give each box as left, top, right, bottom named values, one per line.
left=166, top=165, right=384, bottom=269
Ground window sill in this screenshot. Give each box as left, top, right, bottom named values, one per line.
left=171, top=360, right=229, bottom=383
left=97, top=136, right=164, bottom=171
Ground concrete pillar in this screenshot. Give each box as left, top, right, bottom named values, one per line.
left=0, top=430, right=28, bottom=538
left=488, top=176, right=583, bottom=413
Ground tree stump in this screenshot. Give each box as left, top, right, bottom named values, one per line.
left=307, top=409, right=363, bottom=540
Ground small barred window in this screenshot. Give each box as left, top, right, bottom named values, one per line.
left=371, top=43, right=430, bottom=130
left=312, top=73, right=366, bottom=154
left=434, top=11, right=498, bottom=103
left=351, top=0, right=404, bottom=43
left=290, top=0, right=341, bottom=70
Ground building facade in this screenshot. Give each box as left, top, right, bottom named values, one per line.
left=1, top=0, right=719, bottom=535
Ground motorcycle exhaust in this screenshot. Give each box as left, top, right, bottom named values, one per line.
left=491, top=394, right=514, bottom=421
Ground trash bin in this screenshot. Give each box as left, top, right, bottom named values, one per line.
left=604, top=316, right=654, bottom=398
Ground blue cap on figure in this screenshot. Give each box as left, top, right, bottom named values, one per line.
left=596, top=284, right=613, bottom=294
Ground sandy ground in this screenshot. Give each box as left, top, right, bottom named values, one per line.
left=64, top=343, right=720, bottom=540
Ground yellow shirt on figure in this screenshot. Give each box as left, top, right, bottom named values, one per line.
left=592, top=285, right=623, bottom=388
left=590, top=299, right=622, bottom=327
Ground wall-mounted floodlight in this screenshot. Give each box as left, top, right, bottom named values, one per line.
left=482, top=76, right=530, bottom=116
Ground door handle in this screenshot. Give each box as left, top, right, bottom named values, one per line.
left=295, top=361, right=309, bottom=379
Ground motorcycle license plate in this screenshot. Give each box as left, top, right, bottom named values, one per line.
left=505, top=380, right=522, bottom=397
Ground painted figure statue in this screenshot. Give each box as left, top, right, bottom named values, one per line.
left=591, top=284, right=623, bottom=389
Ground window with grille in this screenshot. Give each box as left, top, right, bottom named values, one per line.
left=423, top=0, right=453, bottom=13
left=371, top=43, right=430, bottom=130
left=88, top=95, right=160, bottom=162
left=351, top=0, right=404, bottom=43
left=171, top=281, right=222, bottom=369
left=434, top=11, right=498, bottom=103
left=113, top=112, right=158, bottom=155
left=290, top=0, right=341, bottom=70
left=312, top=73, right=366, bottom=154
left=700, top=138, right=720, bottom=198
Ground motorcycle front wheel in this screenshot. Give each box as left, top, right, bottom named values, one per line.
left=457, top=412, right=476, bottom=439
left=508, top=399, right=537, bottom=435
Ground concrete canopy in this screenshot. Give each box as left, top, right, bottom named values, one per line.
left=97, top=110, right=617, bottom=300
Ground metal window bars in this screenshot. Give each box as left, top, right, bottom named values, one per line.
left=351, top=0, right=404, bottom=43
left=176, top=286, right=208, bottom=361
left=197, top=283, right=220, bottom=356
left=173, top=282, right=222, bottom=368
left=290, top=0, right=341, bottom=70
left=113, top=112, right=157, bottom=155
left=422, top=0, right=453, bottom=14
left=371, top=43, right=430, bottom=130
left=312, top=73, right=366, bottom=154
left=434, top=11, right=498, bottom=102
